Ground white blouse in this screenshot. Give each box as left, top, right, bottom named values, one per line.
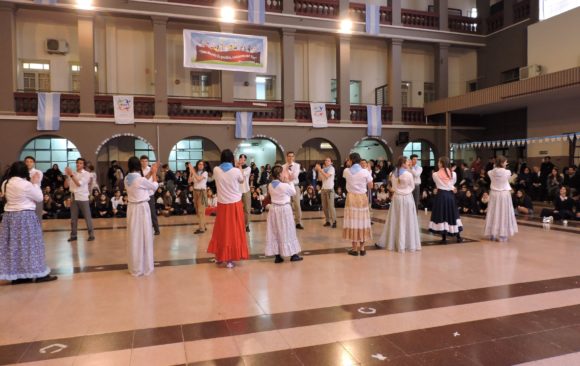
left=268, top=182, right=296, bottom=205
left=125, top=173, right=159, bottom=203
left=390, top=171, right=415, bottom=196
left=343, top=167, right=373, bottom=194
left=432, top=170, right=457, bottom=191
left=68, top=169, right=91, bottom=201
left=2, top=177, right=43, bottom=212
left=192, top=171, right=208, bottom=190
left=213, top=166, right=244, bottom=204
left=488, top=168, right=512, bottom=191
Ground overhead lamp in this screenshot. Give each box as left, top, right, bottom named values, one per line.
left=239, top=142, right=251, bottom=147
left=76, top=0, right=94, bottom=10
left=339, top=19, right=353, bottom=34
left=220, top=6, right=236, bottom=23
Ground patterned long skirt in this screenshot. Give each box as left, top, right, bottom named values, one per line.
left=343, top=193, right=372, bottom=242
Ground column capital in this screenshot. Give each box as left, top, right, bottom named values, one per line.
left=337, top=34, right=351, bottom=42
left=437, top=42, right=450, bottom=49
left=151, top=15, right=168, bottom=25
left=77, top=12, right=95, bottom=20
left=390, top=38, right=404, bottom=46
left=281, top=27, right=296, bottom=36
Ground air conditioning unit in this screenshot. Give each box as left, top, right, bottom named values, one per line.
left=45, top=39, right=69, bottom=55
left=519, top=65, right=543, bottom=80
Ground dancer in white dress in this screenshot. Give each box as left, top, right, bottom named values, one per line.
left=376, top=156, right=421, bottom=253
left=125, top=157, right=159, bottom=276
left=484, top=155, right=518, bottom=241
left=265, top=165, right=303, bottom=263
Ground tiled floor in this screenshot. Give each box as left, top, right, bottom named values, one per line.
left=1, top=209, right=579, bottom=365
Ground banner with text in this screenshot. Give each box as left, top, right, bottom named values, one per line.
left=113, top=95, right=135, bottom=125
left=183, top=30, right=267, bottom=73
left=310, top=103, right=328, bottom=128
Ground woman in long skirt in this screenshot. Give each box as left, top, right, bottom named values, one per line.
left=342, top=152, right=374, bottom=256
left=429, top=157, right=464, bottom=243
left=207, top=149, right=249, bottom=268
left=377, top=156, right=421, bottom=253
left=125, top=157, right=159, bottom=276
left=266, top=165, right=303, bottom=263
left=484, top=155, right=518, bottom=241
left=0, top=161, right=57, bottom=284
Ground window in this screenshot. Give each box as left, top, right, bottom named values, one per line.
left=423, top=82, right=435, bottom=104
left=256, top=75, right=276, bottom=100
left=22, top=61, right=50, bottom=91
left=191, top=71, right=220, bottom=98
left=466, top=80, right=478, bottom=93
left=330, top=79, right=361, bottom=104
left=403, top=141, right=435, bottom=167
left=135, top=139, right=156, bottom=164
left=501, top=68, right=520, bottom=84
left=469, top=7, right=478, bottom=18
left=20, top=137, right=80, bottom=172
left=540, top=0, right=580, bottom=20
left=401, top=82, right=411, bottom=108
left=70, top=63, right=80, bottom=92
left=168, top=138, right=204, bottom=172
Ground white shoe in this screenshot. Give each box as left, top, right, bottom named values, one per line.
left=226, top=261, right=235, bottom=268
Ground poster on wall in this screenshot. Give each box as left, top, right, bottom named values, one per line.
left=113, top=95, right=135, bottom=125
left=183, top=30, right=268, bottom=73
left=310, top=103, right=328, bottom=128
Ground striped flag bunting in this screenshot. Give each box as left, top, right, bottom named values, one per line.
left=366, top=105, right=382, bottom=137
left=37, top=92, right=61, bottom=131
left=248, top=0, right=265, bottom=25
left=235, top=112, right=253, bottom=139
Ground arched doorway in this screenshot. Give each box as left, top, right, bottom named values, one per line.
left=351, top=138, right=392, bottom=162
left=20, top=135, right=81, bottom=172
left=234, top=137, right=284, bottom=168
left=96, top=135, right=156, bottom=190
left=402, top=139, right=436, bottom=167
left=296, top=138, right=341, bottom=169
left=168, top=137, right=221, bottom=172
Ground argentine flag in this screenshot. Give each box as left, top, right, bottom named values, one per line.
left=366, top=105, right=382, bottom=137
left=248, top=0, right=265, bottom=25
left=235, top=112, right=253, bottom=139
left=365, top=3, right=380, bottom=35
left=37, top=93, right=61, bottom=131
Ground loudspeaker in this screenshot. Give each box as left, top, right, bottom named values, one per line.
left=397, top=132, right=409, bottom=146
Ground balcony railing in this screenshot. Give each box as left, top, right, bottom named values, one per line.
left=402, top=107, right=425, bottom=123
left=294, top=0, right=338, bottom=18
left=348, top=2, right=365, bottom=22
left=380, top=6, right=392, bottom=24
left=401, top=9, right=439, bottom=29
left=350, top=105, right=393, bottom=124
left=487, top=11, right=504, bottom=33
left=14, top=92, right=80, bottom=116
left=513, top=0, right=530, bottom=23
left=168, top=98, right=283, bottom=120
left=448, top=15, right=479, bottom=34
left=266, top=0, right=283, bottom=12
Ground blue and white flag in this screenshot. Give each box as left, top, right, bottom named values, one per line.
left=37, top=92, right=61, bottom=131
left=365, top=3, right=380, bottom=35
left=248, top=0, right=265, bottom=25
left=34, top=0, right=58, bottom=4
left=366, top=105, right=382, bottom=137
left=235, top=112, right=253, bottom=139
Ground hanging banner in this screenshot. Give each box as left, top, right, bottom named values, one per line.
left=248, top=0, right=265, bottom=24
left=366, top=105, right=382, bottom=137
left=310, top=103, right=328, bottom=128
left=37, top=92, right=61, bottom=131
left=235, top=112, right=253, bottom=139
left=113, top=95, right=135, bottom=125
left=183, top=30, right=267, bottom=73
left=365, top=3, right=380, bottom=35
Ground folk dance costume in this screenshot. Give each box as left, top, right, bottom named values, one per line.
left=377, top=170, right=421, bottom=252
left=266, top=181, right=303, bottom=262
left=342, top=164, right=373, bottom=243
left=484, top=168, right=518, bottom=241
left=125, top=173, right=159, bottom=276
left=142, top=165, right=160, bottom=235
left=0, top=178, right=51, bottom=281
left=207, top=164, right=249, bottom=267
left=429, top=169, right=463, bottom=241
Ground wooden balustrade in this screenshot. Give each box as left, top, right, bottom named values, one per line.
left=294, top=0, right=338, bottom=18
left=94, top=95, right=155, bottom=118
left=168, top=98, right=223, bottom=119
left=348, top=3, right=365, bottom=22
left=350, top=105, right=393, bottom=124
left=234, top=100, right=284, bottom=120
left=487, top=11, right=504, bottom=33
left=266, top=0, right=283, bottom=12
left=448, top=15, right=479, bottom=34
left=402, top=107, right=425, bottom=123
left=401, top=9, right=439, bottom=29
left=380, top=6, right=392, bottom=24
left=513, top=0, right=530, bottom=23
left=14, top=92, right=80, bottom=116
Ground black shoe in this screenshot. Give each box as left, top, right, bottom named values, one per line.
left=456, top=236, right=464, bottom=243
left=290, top=254, right=303, bottom=262
left=194, top=229, right=205, bottom=234
left=360, top=249, right=367, bottom=256
left=246, top=226, right=250, bottom=232
left=374, top=243, right=383, bottom=249
left=439, top=239, right=448, bottom=244
left=332, top=222, right=337, bottom=228
left=67, top=237, right=77, bottom=242
left=323, top=222, right=331, bottom=227
left=154, top=230, right=160, bottom=236
left=274, top=255, right=284, bottom=263
left=296, top=224, right=304, bottom=230
left=11, top=278, right=34, bottom=285
left=348, top=249, right=359, bottom=256
left=35, top=275, right=58, bottom=283
left=87, top=236, right=95, bottom=242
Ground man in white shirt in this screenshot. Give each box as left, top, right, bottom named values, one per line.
left=282, top=151, right=304, bottom=230
left=141, top=155, right=160, bottom=235
left=24, top=156, right=44, bottom=223
left=64, top=158, right=95, bottom=242
left=238, top=154, right=252, bottom=232
left=316, top=157, right=336, bottom=228
left=410, top=154, right=422, bottom=209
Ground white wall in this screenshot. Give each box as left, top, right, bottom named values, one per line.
left=448, top=47, right=477, bottom=97
left=16, top=10, right=79, bottom=92
left=295, top=35, right=336, bottom=103
left=402, top=43, right=434, bottom=108
left=448, top=0, right=476, bottom=16
left=351, top=39, right=388, bottom=104
left=528, top=6, right=580, bottom=74
left=401, top=0, right=433, bottom=12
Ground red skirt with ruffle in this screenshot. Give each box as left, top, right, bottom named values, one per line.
left=207, top=201, right=248, bottom=262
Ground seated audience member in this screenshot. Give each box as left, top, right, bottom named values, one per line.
left=372, top=185, right=391, bottom=210
left=95, top=193, right=112, bottom=218
left=546, top=168, right=563, bottom=201
left=517, top=167, right=532, bottom=192
left=160, top=190, right=175, bottom=217
left=57, top=196, right=72, bottom=219
left=513, top=189, right=534, bottom=216
left=530, top=166, right=543, bottom=201
left=187, top=186, right=196, bottom=214
left=42, top=194, right=57, bottom=219
left=335, top=186, right=346, bottom=208
left=175, top=171, right=188, bottom=190
left=477, top=191, right=490, bottom=216
left=420, top=188, right=435, bottom=211
left=251, top=191, right=263, bottom=214
left=301, top=186, right=321, bottom=211
left=540, top=186, right=575, bottom=221
left=475, top=169, right=490, bottom=192
left=575, top=198, right=580, bottom=221
left=110, top=190, right=126, bottom=217
left=175, top=189, right=194, bottom=215
left=205, top=188, right=218, bottom=216
left=458, top=190, right=478, bottom=215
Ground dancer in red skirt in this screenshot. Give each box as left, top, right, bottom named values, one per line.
left=207, top=149, right=249, bottom=268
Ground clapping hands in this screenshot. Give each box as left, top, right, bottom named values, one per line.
left=30, top=171, right=42, bottom=185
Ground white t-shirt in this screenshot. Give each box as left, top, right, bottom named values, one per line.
left=141, top=166, right=156, bottom=196
left=240, top=167, right=251, bottom=194
left=410, top=165, right=422, bottom=185
left=192, top=171, right=208, bottom=190
left=390, top=171, right=415, bottom=196
left=125, top=173, right=159, bottom=203
left=2, top=177, right=43, bottom=211
left=268, top=181, right=296, bottom=205
left=319, top=165, right=335, bottom=190
left=111, top=196, right=124, bottom=210
left=213, top=166, right=244, bottom=204
left=489, top=168, right=512, bottom=191
left=343, top=166, right=373, bottom=194
left=282, top=162, right=301, bottom=185
left=68, top=169, right=91, bottom=201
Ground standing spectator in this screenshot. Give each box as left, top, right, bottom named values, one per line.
left=471, top=156, right=482, bottom=181
left=162, top=164, right=176, bottom=195
left=64, top=158, right=95, bottom=242
left=45, top=164, right=64, bottom=190
left=316, top=157, right=337, bottom=228
left=24, top=156, right=43, bottom=222
left=540, top=156, right=555, bottom=200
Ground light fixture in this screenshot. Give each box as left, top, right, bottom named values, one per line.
left=339, top=19, right=353, bottom=34
left=320, top=142, right=333, bottom=149
left=239, top=142, right=251, bottom=147
left=220, top=6, right=235, bottom=23
left=76, top=0, right=94, bottom=10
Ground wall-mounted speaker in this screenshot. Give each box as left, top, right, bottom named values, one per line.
left=396, top=132, right=409, bottom=146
